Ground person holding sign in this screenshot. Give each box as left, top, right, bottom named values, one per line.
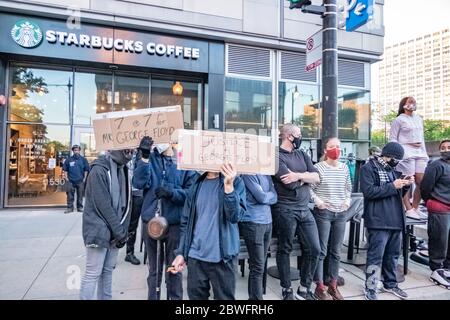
left=133, top=136, right=198, bottom=300
left=170, top=164, right=247, bottom=300
left=79, top=149, right=133, bottom=300
left=272, top=124, right=321, bottom=300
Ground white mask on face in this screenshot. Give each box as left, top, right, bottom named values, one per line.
left=155, top=143, right=170, bottom=154
left=404, top=104, right=417, bottom=112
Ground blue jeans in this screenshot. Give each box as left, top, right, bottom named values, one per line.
left=313, top=208, right=347, bottom=283
left=365, top=229, right=401, bottom=290
left=187, top=257, right=237, bottom=300
left=79, top=247, right=119, bottom=300
left=239, top=222, right=272, bottom=300
left=273, top=208, right=320, bottom=290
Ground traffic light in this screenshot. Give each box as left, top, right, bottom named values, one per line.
left=288, top=0, right=312, bottom=9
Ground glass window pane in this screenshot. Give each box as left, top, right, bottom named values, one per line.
left=7, top=124, right=70, bottom=206
left=74, top=71, right=113, bottom=125
left=338, top=88, right=370, bottom=140
left=9, top=66, right=72, bottom=124
left=151, top=79, right=200, bottom=130
left=225, top=78, right=272, bottom=136
left=278, top=82, right=320, bottom=139
left=114, top=74, right=149, bottom=112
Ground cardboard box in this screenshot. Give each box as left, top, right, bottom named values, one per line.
left=176, top=129, right=277, bottom=175
left=92, top=105, right=184, bottom=151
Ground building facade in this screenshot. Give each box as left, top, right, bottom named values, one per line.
left=378, top=28, right=450, bottom=120
left=0, top=0, right=384, bottom=208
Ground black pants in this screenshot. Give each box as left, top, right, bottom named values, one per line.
left=428, top=213, right=450, bottom=271
left=273, top=208, right=320, bottom=290
left=67, top=181, right=84, bottom=210
left=142, top=223, right=182, bottom=300
left=365, top=229, right=401, bottom=290
left=239, top=222, right=272, bottom=300
left=126, top=195, right=143, bottom=255
left=187, top=257, right=236, bottom=300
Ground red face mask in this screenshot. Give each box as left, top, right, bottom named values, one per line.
left=326, top=148, right=341, bottom=160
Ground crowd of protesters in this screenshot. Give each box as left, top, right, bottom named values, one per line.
left=77, top=96, right=449, bottom=300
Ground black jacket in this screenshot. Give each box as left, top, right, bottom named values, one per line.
left=420, top=158, right=450, bottom=205
left=360, top=159, right=408, bottom=230
left=82, top=156, right=132, bottom=249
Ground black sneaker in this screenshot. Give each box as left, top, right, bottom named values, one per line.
left=382, top=286, right=408, bottom=299
left=77, top=207, right=83, bottom=212
left=364, top=288, right=378, bottom=300
left=282, top=288, right=294, bottom=300
left=64, top=208, right=74, bottom=214
left=125, top=253, right=141, bottom=265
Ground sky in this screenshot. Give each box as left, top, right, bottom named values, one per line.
left=371, top=0, right=450, bottom=100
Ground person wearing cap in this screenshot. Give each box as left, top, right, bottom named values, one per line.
left=62, top=145, right=90, bottom=213
left=360, top=142, right=414, bottom=300
left=132, top=136, right=198, bottom=300
left=80, top=148, right=133, bottom=300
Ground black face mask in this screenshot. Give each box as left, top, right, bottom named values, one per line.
left=387, top=158, right=400, bottom=168
left=441, top=151, right=450, bottom=161
left=73, top=153, right=80, bottom=158
left=291, top=135, right=302, bottom=150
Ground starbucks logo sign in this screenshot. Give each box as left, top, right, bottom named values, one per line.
left=11, top=19, right=43, bottom=48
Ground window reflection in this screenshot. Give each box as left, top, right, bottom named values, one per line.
left=151, top=79, right=201, bottom=130
left=225, top=78, right=272, bottom=135
left=7, top=124, right=70, bottom=206
left=338, top=88, right=370, bottom=140
left=278, top=82, right=320, bottom=139
left=10, top=66, right=72, bottom=124
left=74, top=71, right=113, bottom=124
left=114, top=74, right=149, bottom=111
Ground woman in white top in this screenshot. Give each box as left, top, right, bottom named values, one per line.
left=389, top=96, right=428, bottom=219
left=310, top=137, right=352, bottom=300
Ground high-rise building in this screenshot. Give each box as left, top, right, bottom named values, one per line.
left=378, top=29, right=450, bottom=120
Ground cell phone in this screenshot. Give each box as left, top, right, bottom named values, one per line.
left=401, top=174, right=412, bottom=180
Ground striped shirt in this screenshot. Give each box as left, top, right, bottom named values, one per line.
left=310, top=161, right=352, bottom=213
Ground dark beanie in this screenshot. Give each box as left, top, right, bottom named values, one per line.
left=381, top=142, right=404, bottom=160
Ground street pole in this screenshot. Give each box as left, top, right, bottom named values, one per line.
left=321, top=0, right=338, bottom=140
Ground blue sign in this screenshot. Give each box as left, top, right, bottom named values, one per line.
left=345, top=0, right=374, bottom=32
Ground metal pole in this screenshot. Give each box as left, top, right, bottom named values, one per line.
left=321, top=0, right=338, bottom=140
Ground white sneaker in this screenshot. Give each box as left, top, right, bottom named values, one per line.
left=405, top=208, right=421, bottom=220
left=430, top=269, right=450, bottom=289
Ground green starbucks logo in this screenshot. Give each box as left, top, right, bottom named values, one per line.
left=11, top=20, right=43, bottom=48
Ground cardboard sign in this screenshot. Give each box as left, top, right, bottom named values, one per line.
left=176, top=129, right=277, bottom=175
left=92, top=106, right=184, bottom=151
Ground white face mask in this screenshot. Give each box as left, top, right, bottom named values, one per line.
left=155, top=143, right=170, bottom=154
left=404, top=104, right=417, bottom=111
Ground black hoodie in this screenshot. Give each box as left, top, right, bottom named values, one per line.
left=82, top=155, right=132, bottom=249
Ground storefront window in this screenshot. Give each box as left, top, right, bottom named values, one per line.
left=338, top=88, right=370, bottom=140
left=225, top=78, right=272, bottom=136
left=151, top=79, right=201, bottom=129
left=9, top=66, right=72, bottom=124
left=7, top=124, right=70, bottom=206
left=278, top=82, right=320, bottom=139
left=73, top=71, right=113, bottom=124
left=114, top=74, right=149, bottom=111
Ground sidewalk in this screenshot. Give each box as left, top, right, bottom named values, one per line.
left=0, top=209, right=449, bottom=300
